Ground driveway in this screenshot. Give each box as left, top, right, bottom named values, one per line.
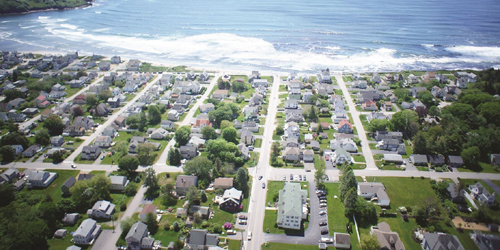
left=91, top=229, right=116, bottom=250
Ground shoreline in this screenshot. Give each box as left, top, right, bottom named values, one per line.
left=0, top=2, right=93, bottom=16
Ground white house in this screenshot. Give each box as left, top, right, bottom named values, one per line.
left=333, top=148, right=351, bottom=165
left=110, top=176, right=129, bottom=191
left=73, top=219, right=101, bottom=245
left=87, top=200, right=115, bottom=219
left=167, top=110, right=180, bottom=121
left=276, top=182, right=308, bottom=230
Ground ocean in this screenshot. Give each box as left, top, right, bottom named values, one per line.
left=1, top=0, right=500, bottom=73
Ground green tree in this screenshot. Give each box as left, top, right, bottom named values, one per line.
left=390, top=110, right=419, bottom=136
left=344, top=187, right=358, bottom=217
left=3, top=89, right=24, bottom=101
left=118, top=155, right=140, bottom=173
left=137, top=142, right=156, bottom=166
left=85, top=93, right=98, bottom=108
left=168, top=148, right=181, bottom=165
left=124, top=182, right=138, bottom=197
left=368, top=119, right=389, bottom=133
left=340, top=167, right=357, bottom=201
left=143, top=167, right=160, bottom=198
left=98, top=90, right=112, bottom=102
left=461, top=146, right=480, bottom=169
left=412, top=131, right=428, bottom=154
left=126, top=114, right=140, bottom=129
left=174, top=126, right=191, bottom=146
left=145, top=212, right=159, bottom=234
left=148, top=105, right=161, bottom=125
left=0, top=145, right=15, bottom=162
left=201, top=190, right=208, bottom=203
left=161, top=183, right=177, bottom=207
left=205, top=139, right=241, bottom=163
left=477, top=102, right=500, bottom=126
left=184, top=156, right=213, bottom=188
left=43, top=114, right=65, bottom=136
left=308, top=106, right=319, bottom=122
left=0, top=132, right=30, bottom=149
left=139, top=111, right=148, bottom=132
left=221, top=126, right=238, bottom=143
left=276, top=125, right=284, bottom=135
left=72, top=105, right=84, bottom=118
left=113, top=141, right=128, bottom=156
left=360, top=234, right=381, bottom=250
left=220, top=120, right=233, bottom=131
left=186, top=185, right=201, bottom=206
left=235, top=167, right=249, bottom=195
left=428, top=106, right=440, bottom=117
left=201, top=126, right=217, bottom=139
left=418, top=90, right=435, bottom=108
left=52, top=150, right=65, bottom=163
left=315, top=164, right=326, bottom=184
left=0, top=184, right=15, bottom=207
left=231, top=81, right=246, bottom=93
left=393, top=89, right=411, bottom=102
left=120, top=217, right=137, bottom=239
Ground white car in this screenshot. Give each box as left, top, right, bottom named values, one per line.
left=319, top=210, right=326, bottom=215
left=247, top=231, right=252, bottom=240
left=71, top=164, right=77, bottom=168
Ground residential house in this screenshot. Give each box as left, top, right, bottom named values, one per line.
left=249, top=71, right=260, bottom=82
left=139, top=204, right=157, bottom=222
left=284, top=100, right=299, bottom=109
left=110, top=176, right=129, bottom=191
left=10, top=145, right=23, bottom=155
left=239, top=129, right=255, bottom=145
left=180, top=144, right=197, bottom=159
left=238, top=143, right=250, bottom=160
left=283, top=138, right=299, bottom=149
left=8, top=98, right=25, bottom=110
left=410, top=87, right=427, bottom=98
left=80, top=146, right=101, bottom=160
left=167, top=110, right=180, bottom=121
left=374, top=131, right=403, bottom=142
left=469, top=183, right=496, bottom=207
left=173, top=81, right=201, bottom=94
left=302, top=90, right=313, bottom=103
left=410, top=154, right=428, bottom=165
left=428, top=155, right=445, bottom=166
left=252, top=79, right=268, bottom=88
left=353, top=80, right=367, bottom=89
left=422, top=233, right=465, bottom=250
left=95, top=103, right=111, bottom=117
left=358, top=183, right=390, bottom=207
left=73, top=219, right=101, bottom=245
left=107, top=97, right=120, bottom=108
left=74, top=116, right=94, bottom=130
left=289, top=88, right=302, bottom=100
left=123, top=81, right=138, bottom=92
left=447, top=183, right=465, bottom=204
left=370, top=222, right=404, bottom=250
left=23, top=144, right=41, bottom=158
left=126, top=59, right=141, bottom=71
left=383, top=154, right=403, bottom=164
left=371, top=73, right=381, bottom=83
left=214, top=177, right=234, bottom=190
left=490, top=154, right=500, bottom=166
left=150, top=128, right=168, bottom=140
left=303, top=149, right=314, bottom=162
left=471, top=231, right=500, bottom=250
left=219, top=187, right=243, bottom=211
left=161, top=120, right=175, bottom=130
left=111, top=56, right=121, bottom=64
left=199, top=71, right=210, bottom=82
left=176, top=175, right=198, bottom=196
left=212, top=89, right=229, bottom=100
left=283, top=147, right=300, bottom=161
left=310, top=140, right=320, bottom=151
left=73, top=94, right=87, bottom=105
left=99, top=62, right=111, bottom=71
left=0, top=168, right=19, bottom=184
left=51, top=136, right=65, bottom=147
left=379, top=139, right=400, bottom=151
left=22, top=108, right=39, bottom=116
left=337, top=119, right=353, bottom=134
left=304, top=134, right=313, bottom=143
left=101, top=126, right=117, bottom=138
left=114, top=116, right=126, bottom=128
left=330, top=138, right=358, bottom=153
left=382, top=102, right=392, bottom=111
left=186, top=229, right=219, bottom=250
left=128, top=136, right=146, bottom=153
left=199, top=103, right=215, bottom=113
left=61, top=176, right=76, bottom=195
left=333, top=148, right=351, bottom=165
left=94, top=136, right=112, bottom=148
left=362, top=100, right=378, bottom=111
left=318, top=68, right=332, bottom=83
left=366, top=112, right=387, bottom=122
left=126, top=221, right=153, bottom=250
left=276, top=182, right=308, bottom=230
left=87, top=200, right=115, bottom=219
left=35, top=95, right=50, bottom=108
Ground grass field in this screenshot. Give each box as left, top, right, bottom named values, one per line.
left=228, top=240, right=242, bottom=250
left=457, top=161, right=500, bottom=173
left=323, top=183, right=349, bottom=233
left=20, top=169, right=79, bottom=204
left=261, top=243, right=319, bottom=250
left=254, top=138, right=262, bottom=148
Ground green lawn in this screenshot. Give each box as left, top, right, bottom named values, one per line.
left=314, top=155, right=325, bottom=170
left=353, top=155, right=366, bottom=163
left=261, top=243, right=318, bottom=250
left=228, top=240, right=242, bottom=250
left=254, top=138, right=262, bottom=148
left=265, top=181, right=285, bottom=205
left=74, top=153, right=97, bottom=164
left=20, top=169, right=79, bottom=204
left=324, top=183, right=349, bottom=233
left=47, top=216, right=90, bottom=250
left=363, top=177, right=438, bottom=210
left=278, top=93, right=288, bottom=99
left=253, top=128, right=264, bottom=135
left=457, top=161, right=500, bottom=173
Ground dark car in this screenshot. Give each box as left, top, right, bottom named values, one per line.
left=258, top=176, right=263, bottom=180
left=290, top=174, right=293, bottom=180
left=262, top=183, right=266, bottom=189
left=319, top=221, right=327, bottom=226
left=325, top=175, right=330, bottom=181
left=321, top=229, right=329, bottom=235
left=238, top=215, right=247, bottom=219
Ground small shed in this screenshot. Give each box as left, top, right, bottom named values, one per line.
left=53, top=229, right=68, bottom=239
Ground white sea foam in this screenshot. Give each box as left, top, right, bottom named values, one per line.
left=60, top=24, right=78, bottom=30
left=445, top=45, right=500, bottom=59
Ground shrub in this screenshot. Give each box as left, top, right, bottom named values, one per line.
left=163, top=222, right=171, bottom=231
left=120, top=203, right=127, bottom=211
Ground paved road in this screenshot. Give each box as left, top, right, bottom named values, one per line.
left=156, top=73, right=220, bottom=165
left=334, top=75, right=377, bottom=170
left=245, top=74, right=281, bottom=250
left=100, top=185, right=148, bottom=250
left=64, top=74, right=162, bottom=162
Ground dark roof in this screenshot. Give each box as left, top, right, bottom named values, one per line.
left=428, top=155, right=445, bottom=165
left=411, top=154, right=428, bottom=163
left=77, top=173, right=94, bottom=181
left=423, top=232, right=465, bottom=250
left=447, top=155, right=464, bottom=165
left=62, top=176, right=76, bottom=189
left=126, top=221, right=148, bottom=242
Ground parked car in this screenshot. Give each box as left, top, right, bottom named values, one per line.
left=319, top=221, right=327, bottom=226
left=227, top=230, right=236, bottom=235
left=283, top=175, right=286, bottom=180
left=290, top=174, right=293, bottom=180
left=238, top=215, right=247, bottom=220
left=262, top=183, right=266, bottom=189
left=258, top=176, right=263, bottom=180
left=247, top=231, right=252, bottom=240
left=299, top=175, right=302, bottom=181
left=321, top=229, right=329, bottom=235
left=325, top=175, right=330, bottom=181
left=319, top=210, right=326, bottom=215
left=239, top=220, right=247, bottom=225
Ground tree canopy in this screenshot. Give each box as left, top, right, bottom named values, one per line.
left=174, top=126, right=191, bottom=146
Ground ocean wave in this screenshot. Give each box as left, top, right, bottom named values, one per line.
left=445, top=45, right=500, bottom=59
left=60, top=24, right=78, bottom=30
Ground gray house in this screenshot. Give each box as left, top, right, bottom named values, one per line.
left=80, top=146, right=101, bottom=160
left=175, top=175, right=198, bottom=196
left=187, top=229, right=219, bottom=250
left=61, top=176, right=76, bottom=195
left=358, top=182, right=390, bottom=207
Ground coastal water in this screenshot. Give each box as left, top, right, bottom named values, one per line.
left=1, top=0, right=500, bottom=72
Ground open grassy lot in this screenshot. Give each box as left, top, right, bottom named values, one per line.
left=47, top=216, right=90, bottom=250
left=20, top=169, right=79, bottom=204
left=254, top=138, right=262, bottom=148
left=323, top=183, right=349, bottom=233
left=457, top=161, right=500, bottom=173
left=228, top=240, right=242, bottom=250
left=314, top=155, right=326, bottom=170
left=363, top=177, right=438, bottom=209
